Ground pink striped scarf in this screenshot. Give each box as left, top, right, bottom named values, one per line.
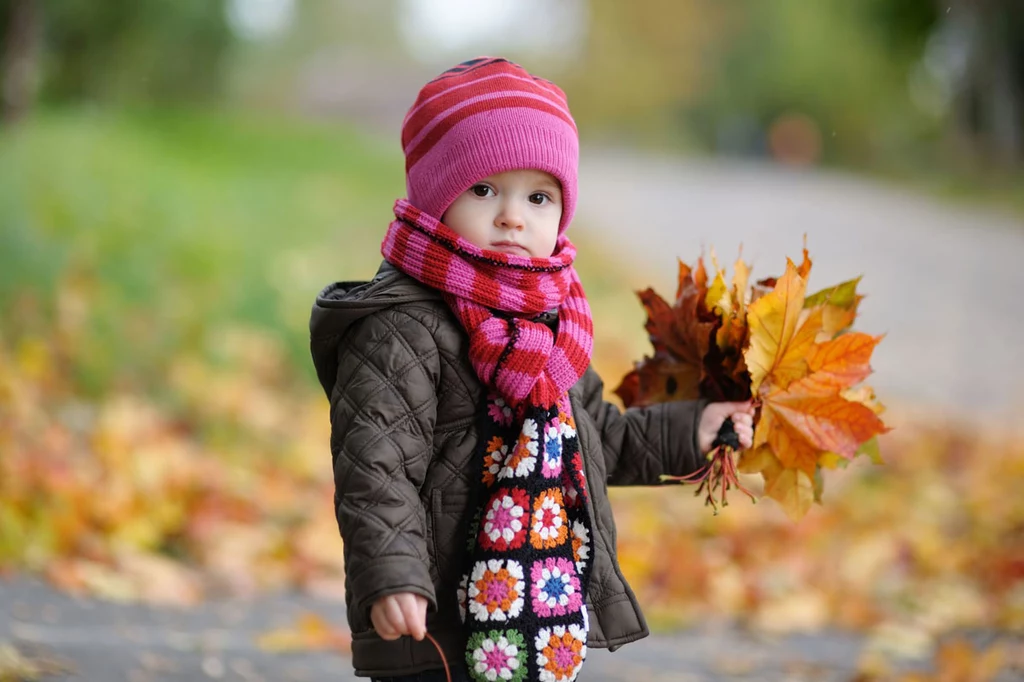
left=382, top=199, right=593, bottom=410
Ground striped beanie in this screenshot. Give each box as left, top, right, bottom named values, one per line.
left=401, top=57, right=579, bottom=232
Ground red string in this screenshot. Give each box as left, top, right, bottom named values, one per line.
left=425, top=632, right=451, bottom=682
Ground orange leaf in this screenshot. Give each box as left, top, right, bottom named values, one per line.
left=795, top=244, right=812, bottom=280
left=761, top=377, right=889, bottom=470
left=804, top=333, right=882, bottom=390
left=676, top=257, right=708, bottom=301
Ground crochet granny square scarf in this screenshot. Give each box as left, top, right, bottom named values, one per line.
left=383, top=200, right=595, bottom=682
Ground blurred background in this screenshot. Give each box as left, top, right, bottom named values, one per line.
left=1, top=1, right=1022, bottom=680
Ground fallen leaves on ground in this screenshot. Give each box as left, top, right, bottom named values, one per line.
left=0, top=323, right=342, bottom=605
left=1, top=277, right=1020, bottom=671
left=257, top=612, right=352, bottom=654
left=856, top=636, right=1011, bottom=682
left=609, top=407, right=1024, bottom=643
left=0, top=641, right=72, bottom=682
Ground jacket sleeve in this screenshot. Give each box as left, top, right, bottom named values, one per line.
left=329, top=308, right=439, bottom=619
left=578, top=365, right=708, bottom=486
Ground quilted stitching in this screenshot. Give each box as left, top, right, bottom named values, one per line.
left=331, top=308, right=441, bottom=621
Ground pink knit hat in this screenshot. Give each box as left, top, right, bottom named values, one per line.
left=401, top=57, right=579, bottom=232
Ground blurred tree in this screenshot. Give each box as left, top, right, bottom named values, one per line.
left=866, top=0, right=1022, bottom=166
left=944, top=0, right=1023, bottom=166
left=561, top=0, right=731, bottom=145
left=681, top=0, right=922, bottom=166
left=1, top=0, right=41, bottom=123
left=1, top=0, right=233, bottom=116
left=564, top=0, right=1021, bottom=170
left=865, top=0, right=941, bottom=56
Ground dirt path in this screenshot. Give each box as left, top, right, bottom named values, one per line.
left=578, top=150, right=1024, bottom=415
left=5, top=576, right=1019, bottom=681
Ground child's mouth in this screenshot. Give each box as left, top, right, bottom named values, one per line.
left=491, top=241, right=531, bottom=256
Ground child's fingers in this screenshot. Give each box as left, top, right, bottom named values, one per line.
left=731, top=412, right=753, bottom=428
left=398, top=594, right=427, bottom=641
left=734, top=422, right=754, bottom=449
left=417, top=596, right=429, bottom=638
left=377, top=623, right=400, bottom=640
left=370, top=601, right=401, bottom=640
left=383, top=596, right=410, bottom=637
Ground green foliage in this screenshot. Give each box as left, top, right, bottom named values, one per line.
left=682, top=0, right=934, bottom=166
left=38, top=0, right=233, bottom=104
left=0, top=108, right=403, bottom=394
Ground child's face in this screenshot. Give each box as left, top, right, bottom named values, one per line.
left=441, top=169, right=562, bottom=258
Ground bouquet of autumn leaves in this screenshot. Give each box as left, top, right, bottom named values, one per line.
left=615, top=248, right=889, bottom=520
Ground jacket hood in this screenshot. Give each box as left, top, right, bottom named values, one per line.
left=309, top=261, right=441, bottom=397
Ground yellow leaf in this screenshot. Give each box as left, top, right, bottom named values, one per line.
left=817, top=305, right=858, bottom=342
left=745, top=260, right=819, bottom=393
left=764, top=468, right=815, bottom=521
left=706, top=270, right=730, bottom=316
left=257, top=612, right=351, bottom=653
left=842, top=385, right=886, bottom=416
left=731, top=257, right=751, bottom=316
left=805, top=277, right=862, bottom=341
left=737, top=444, right=781, bottom=475
left=818, top=452, right=844, bottom=469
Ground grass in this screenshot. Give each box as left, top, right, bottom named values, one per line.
left=0, top=107, right=413, bottom=394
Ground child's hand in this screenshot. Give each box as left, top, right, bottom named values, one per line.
left=698, top=401, right=755, bottom=454
left=370, top=592, right=428, bottom=641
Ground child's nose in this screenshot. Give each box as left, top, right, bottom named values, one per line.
left=495, top=201, right=525, bottom=230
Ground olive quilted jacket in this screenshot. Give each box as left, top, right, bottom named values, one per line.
left=310, top=262, right=707, bottom=678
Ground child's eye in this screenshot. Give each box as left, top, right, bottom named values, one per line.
left=471, top=184, right=494, bottom=198
left=529, top=192, right=550, bottom=205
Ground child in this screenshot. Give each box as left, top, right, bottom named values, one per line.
left=309, top=57, right=754, bottom=682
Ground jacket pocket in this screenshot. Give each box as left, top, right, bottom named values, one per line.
left=430, top=489, right=470, bottom=589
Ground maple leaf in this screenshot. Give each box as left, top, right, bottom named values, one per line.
left=795, top=246, right=812, bottom=279
left=755, top=375, right=889, bottom=474
left=744, top=259, right=823, bottom=394
left=616, top=267, right=716, bottom=407
left=737, top=444, right=780, bottom=476
left=805, top=277, right=863, bottom=341
left=711, top=256, right=752, bottom=388
left=614, top=355, right=703, bottom=406
left=677, top=257, right=708, bottom=303
left=638, top=287, right=709, bottom=367
left=842, top=384, right=886, bottom=416
left=801, top=332, right=883, bottom=391
left=764, top=467, right=815, bottom=522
